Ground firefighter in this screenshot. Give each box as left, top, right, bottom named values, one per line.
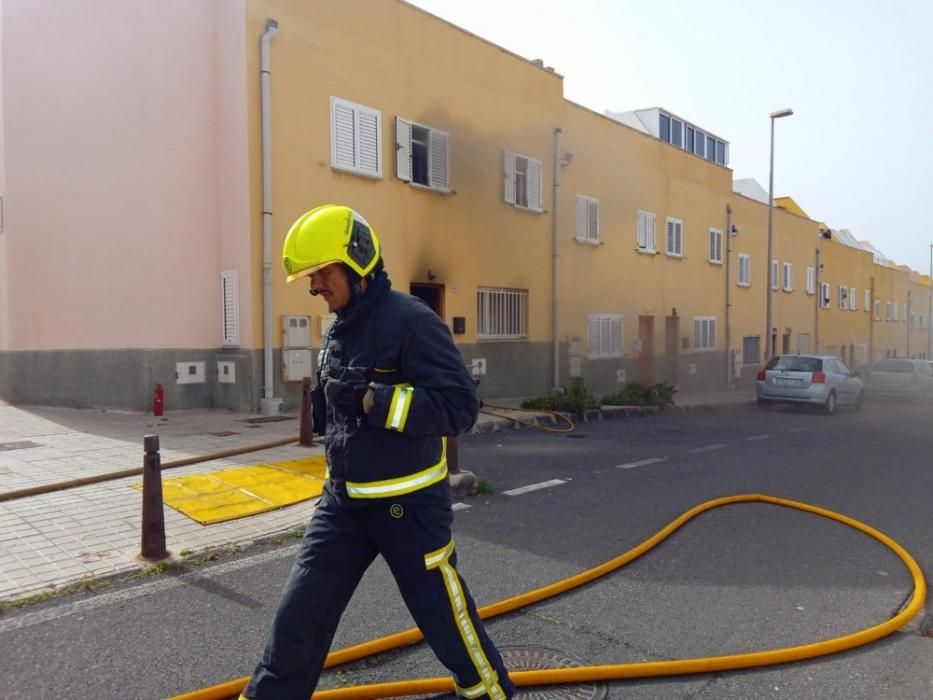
left=240, top=205, right=515, bottom=700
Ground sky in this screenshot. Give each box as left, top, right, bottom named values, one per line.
left=406, top=0, right=933, bottom=275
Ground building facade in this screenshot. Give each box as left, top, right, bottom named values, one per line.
left=0, top=0, right=929, bottom=412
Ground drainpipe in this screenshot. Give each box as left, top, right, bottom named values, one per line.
left=814, top=247, right=821, bottom=353
left=724, top=204, right=732, bottom=386
left=552, top=128, right=562, bottom=393
left=259, top=19, right=283, bottom=415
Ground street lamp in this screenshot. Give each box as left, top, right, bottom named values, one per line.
left=765, top=108, right=794, bottom=362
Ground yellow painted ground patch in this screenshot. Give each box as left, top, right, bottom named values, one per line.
left=131, top=456, right=327, bottom=525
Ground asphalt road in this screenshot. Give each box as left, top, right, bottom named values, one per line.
left=2, top=399, right=932, bottom=699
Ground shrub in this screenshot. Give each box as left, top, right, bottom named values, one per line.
left=520, top=378, right=601, bottom=413
left=602, top=381, right=677, bottom=408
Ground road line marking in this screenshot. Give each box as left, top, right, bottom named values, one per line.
left=688, top=444, right=727, bottom=454
left=452, top=502, right=471, bottom=512
left=503, top=479, right=567, bottom=496
left=616, top=457, right=668, bottom=470
left=746, top=434, right=772, bottom=441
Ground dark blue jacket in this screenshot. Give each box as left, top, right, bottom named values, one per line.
left=312, top=271, right=478, bottom=502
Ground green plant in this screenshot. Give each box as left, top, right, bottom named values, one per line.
left=602, top=381, right=677, bottom=408
left=520, top=378, right=601, bottom=413
left=475, top=479, right=494, bottom=495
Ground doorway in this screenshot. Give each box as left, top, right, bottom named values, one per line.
left=638, top=315, right=655, bottom=384
left=410, top=283, right=444, bottom=318
left=664, top=316, right=679, bottom=384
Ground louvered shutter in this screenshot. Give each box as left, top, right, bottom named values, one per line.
left=693, top=319, right=701, bottom=349
left=527, top=158, right=543, bottom=211
left=589, top=199, right=599, bottom=241
left=504, top=151, right=515, bottom=204
left=637, top=212, right=647, bottom=249
left=709, top=230, right=716, bottom=261
left=428, top=128, right=449, bottom=191
left=646, top=213, right=656, bottom=251
left=395, top=117, right=412, bottom=182
left=221, top=271, right=240, bottom=347
left=674, top=220, right=682, bottom=255
left=588, top=316, right=601, bottom=354
left=332, top=99, right=356, bottom=171
left=611, top=316, right=623, bottom=354
left=576, top=196, right=587, bottom=239
left=357, top=107, right=381, bottom=176
left=667, top=220, right=675, bottom=254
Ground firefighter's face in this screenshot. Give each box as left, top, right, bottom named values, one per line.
left=309, top=263, right=352, bottom=311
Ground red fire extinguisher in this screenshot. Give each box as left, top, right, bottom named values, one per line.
left=153, top=384, right=165, bottom=417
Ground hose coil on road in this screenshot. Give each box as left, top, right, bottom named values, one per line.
left=173, top=494, right=926, bottom=700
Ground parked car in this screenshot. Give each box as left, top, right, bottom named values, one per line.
left=865, top=358, right=933, bottom=401
left=756, top=354, right=864, bottom=414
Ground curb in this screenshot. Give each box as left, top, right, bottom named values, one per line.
left=470, top=400, right=756, bottom=434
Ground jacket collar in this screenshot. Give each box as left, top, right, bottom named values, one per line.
left=334, top=271, right=391, bottom=329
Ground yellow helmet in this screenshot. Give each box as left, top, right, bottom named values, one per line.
left=282, top=204, right=382, bottom=283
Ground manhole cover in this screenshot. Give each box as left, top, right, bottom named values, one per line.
left=0, top=440, right=42, bottom=451
left=239, top=416, right=296, bottom=424
left=500, top=646, right=608, bottom=700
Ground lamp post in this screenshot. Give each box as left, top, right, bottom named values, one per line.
left=765, top=108, right=794, bottom=363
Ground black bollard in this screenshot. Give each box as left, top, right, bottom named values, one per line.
left=140, top=434, right=168, bottom=561
left=447, top=436, right=461, bottom=474
left=299, top=377, right=315, bottom=447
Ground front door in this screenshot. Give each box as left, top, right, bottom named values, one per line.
left=410, top=283, right=444, bottom=318
left=638, top=315, right=655, bottom=384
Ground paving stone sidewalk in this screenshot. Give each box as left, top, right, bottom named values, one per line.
left=0, top=388, right=753, bottom=603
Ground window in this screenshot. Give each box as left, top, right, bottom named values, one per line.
left=686, top=126, right=695, bottom=153
left=395, top=118, right=449, bottom=191
left=660, top=113, right=670, bottom=142
left=666, top=217, right=683, bottom=257
left=742, top=336, right=760, bottom=365
left=885, top=301, right=893, bottom=320
left=894, top=303, right=899, bottom=322
left=806, top=266, right=816, bottom=295
left=575, top=195, right=600, bottom=244
left=771, top=260, right=779, bottom=290
left=864, top=290, right=871, bottom=312
left=738, top=254, right=750, bottom=286
left=783, top=263, right=793, bottom=291
left=477, top=287, right=528, bottom=340
left=839, top=286, right=848, bottom=310
left=693, top=317, right=716, bottom=351
left=637, top=210, right=657, bottom=253
left=820, top=282, right=831, bottom=309
left=671, top=118, right=683, bottom=147
left=331, top=96, right=382, bottom=178
left=708, top=228, right=722, bottom=264
left=706, top=135, right=716, bottom=161
left=694, top=130, right=705, bottom=157
left=903, top=303, right=909, bottom=322
left=221, top=270, right=240, bottom=347
left=874, top=300, right=881, bottom=320
left=849, top=287, right=857, bottom=311
left=715, top=140, right=726, bottom=165
left=504, top=151, right=543, bottom=211
left=588, top=314, right=624, bottom=357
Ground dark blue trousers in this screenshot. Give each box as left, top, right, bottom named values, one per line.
left=243, top=487, right=515, bottom=699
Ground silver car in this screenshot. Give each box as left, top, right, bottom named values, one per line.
left=756, top=354, right=864, bottom=414
left=866, top=358, right=933, bottom=401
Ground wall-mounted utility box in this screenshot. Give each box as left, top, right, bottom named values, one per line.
left=176, top=361, right=206, bottom=384
left=283, top=315, right=311, bottom=348
left=452, top=317, right=466, bottom=334
left=616, top=369, right=627, bottom=383
left=217, top=360, right=236, bottom=384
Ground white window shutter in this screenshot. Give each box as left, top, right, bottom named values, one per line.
left=675, top=220, right=682, bottom=255
left=647, top=213, right=656, bottom=251
left=589, top=199, right=599, bottom=241
left=850, top=287, right=857, bottom=311
left=576, top=196, right=587, bottom=239
left=588, top=316, right=601, bottom=354
left=356, top=107, right=381, bottom=176
left=637, top=212, right=647, bottom=249
left=395, top=117, right=412, bottom=182
left=331, top=99, right=356, bottom=171
left=504, top=151, right=516, bottom=204
left=428, top=128, right=449, bottom=191
left=667, top=219, right=675, bottom=254
left=221, top=270, right=240, bottom=347
left=527, top=158, right=543, bottom=211
left=611, top=316, right=623, bottom=354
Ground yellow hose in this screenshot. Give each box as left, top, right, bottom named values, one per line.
left=479, top=401, right=576, bottom=433
left=172, top=494, right=926, bottom=700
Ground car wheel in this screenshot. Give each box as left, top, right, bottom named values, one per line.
left=823, top=391, right=837, bottom=415
left=853, top=391, right=864, bottom=411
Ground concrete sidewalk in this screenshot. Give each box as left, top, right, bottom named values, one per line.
left=0, top=387, right=754, bottom=604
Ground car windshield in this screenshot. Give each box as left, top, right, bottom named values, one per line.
left=765, top=356, right=822, bottom=372
left=871, top=360, right=914, bottom=373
